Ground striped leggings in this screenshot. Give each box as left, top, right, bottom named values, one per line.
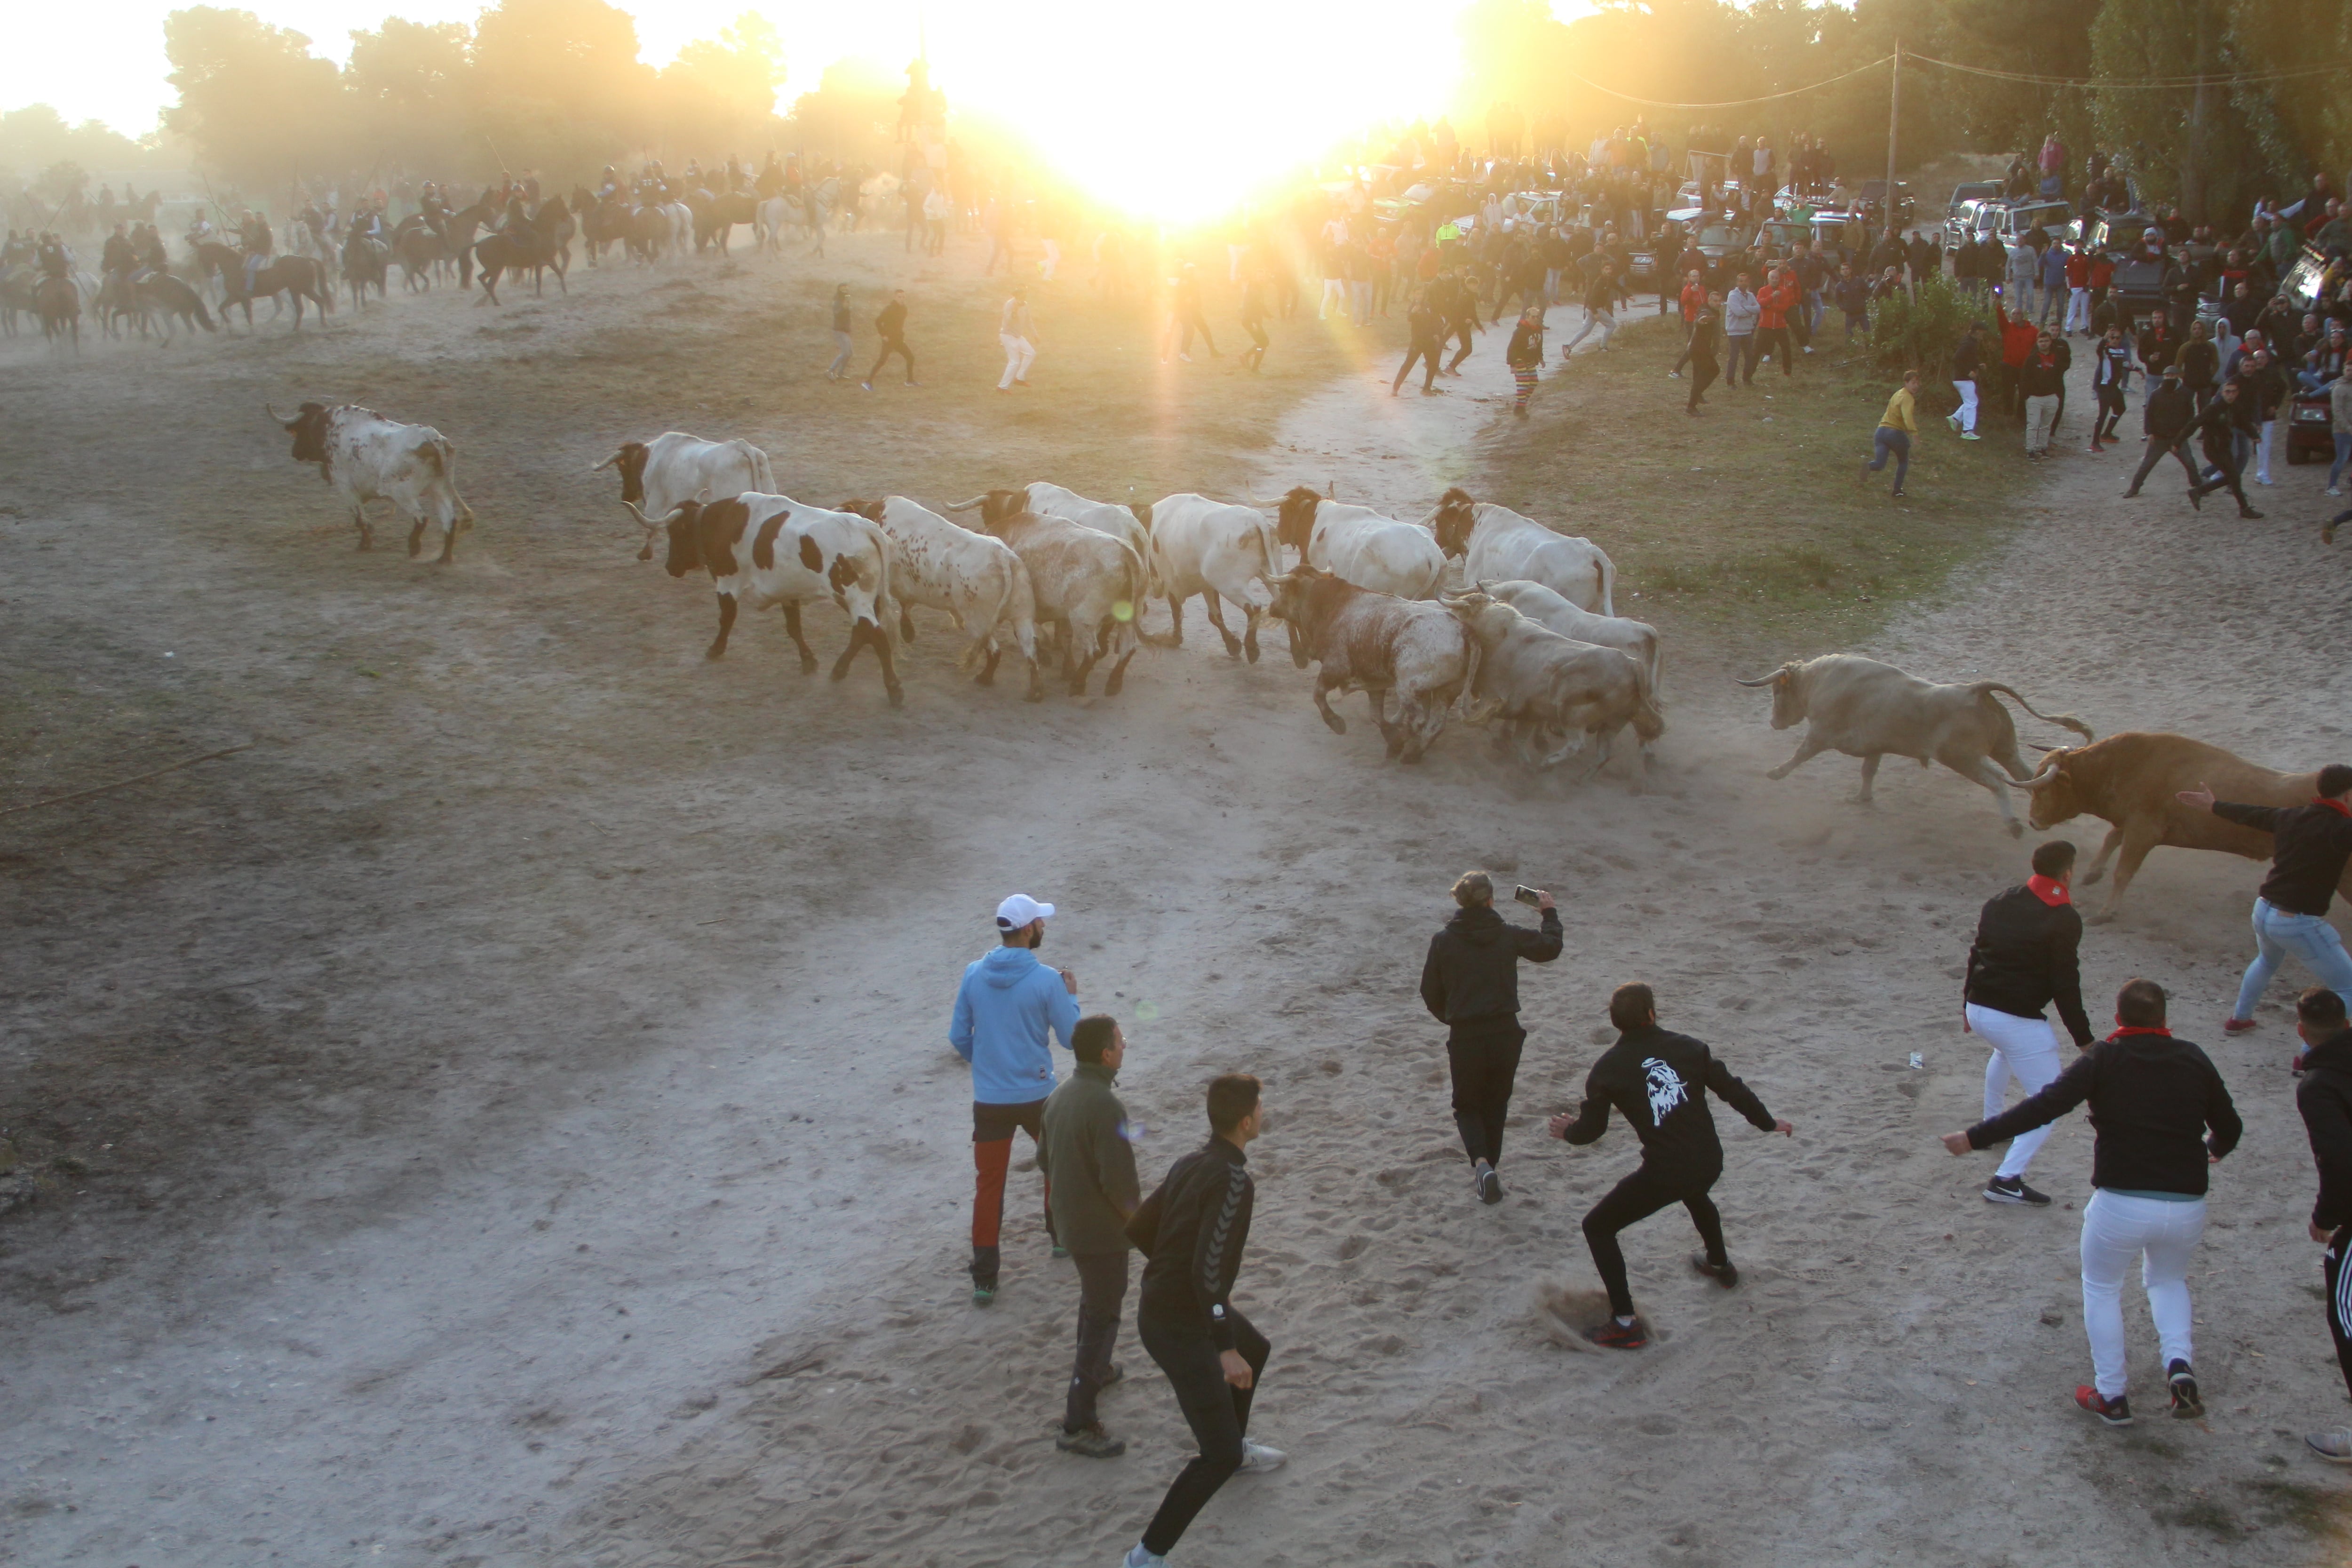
left=1511, top=363, right=1539, bottom=410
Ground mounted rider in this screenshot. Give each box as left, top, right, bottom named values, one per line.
left=101, top=222, right=137, bottom=301
left=36, top=232, right=72, bottom=281
left=238, top=209, right=274, bottom=295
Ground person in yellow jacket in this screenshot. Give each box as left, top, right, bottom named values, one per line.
left=1864, top=368, right=1922, bottom=498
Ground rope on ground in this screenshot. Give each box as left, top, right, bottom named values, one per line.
left=0, top=743, right=254, bottom=820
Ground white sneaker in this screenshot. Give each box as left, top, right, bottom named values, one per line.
left=1239, top=1438, right=1287, bottom=1473
left=2256, top=475, right=2274, bottom=486
left=2329, top=487, right=2344, bottom=496
left=1122, top=1546, right=1170, bottom=1568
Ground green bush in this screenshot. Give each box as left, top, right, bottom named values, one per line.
left=1868, top=273, right=1978, bottom=388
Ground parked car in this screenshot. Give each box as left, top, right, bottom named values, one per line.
left=1991, top=199, right=2072, bottom=249
left=1808, top=211, right=1868, bottom=264
left=1752, top=217, right=1812, bottom=259
left=1945, top=196, right=2008, bottom=252
left=2287, top=387, right=2334, bottom=465
left=1946, top=180, right=2002, bottom=224
left=1854, top=178, right=1915, bottom=226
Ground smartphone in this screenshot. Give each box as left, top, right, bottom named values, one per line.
left=1513, top=885, right=1545, bottom=907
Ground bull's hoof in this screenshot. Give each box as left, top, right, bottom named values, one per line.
left=885, top=683, right=905, bottom=709
left=1219, top=635, right=1242, bottom=658
left=636, top=544, right=654, bottom=562
left=973, top=668, right=995, bottom=687
left=1104, top=670, right=1127, bottom=698
left=1024, top=684, right=1045, bottom=704
left=1764, top=764, right=1791, bottom=780
left=1320, top=712, right=1347, bottom=735
left=2081, top=867, right=2107, bottom=886
left=798, top=655, right=819, bottom=676
left=704, top=646, right=727, bottom=661
left=2004, top=820, right=2025, bottom=839
left=2087, top=910, right=2118, bottom=927
left=1244, top=640, right=1260, bottom=665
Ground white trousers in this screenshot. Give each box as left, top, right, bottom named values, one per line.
left=1970, top=1003, right=2063, bottom=1179
left=2080, top=1189, right=2204, bottom=1399
left=998, top=334, right=1036, bottom=389
left=2256, top=418, right=2278, bottom=482
left=1319, top=278, right=1347, bottom=318
left=2064, top=287, right=2091, bottom=333
left=1953, top=380, right=1980, bottom=433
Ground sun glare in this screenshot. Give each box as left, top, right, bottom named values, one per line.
left=926, top=0, right=1466, bottom=225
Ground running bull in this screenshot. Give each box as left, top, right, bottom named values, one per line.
left=1736, top=654, right=2092, bottom=835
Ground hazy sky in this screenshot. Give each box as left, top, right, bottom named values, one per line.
left=11, top=1, right=1529, bottom=215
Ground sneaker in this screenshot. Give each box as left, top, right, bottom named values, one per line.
left=2307, top=1429, right=2352, bottom=1464
left=1052, top=1244, right=1070, bottom=1259
left=1122, top=1546, right=1170, bottom=1568
left=1946, top=414, right=1961, bottom=431
left=1984, top=1175, right=2052, bottom=1207
left=2239, top=508, right=2265, bottom=519
left=2256, top=475, right=2274, bottom=486
left=1179, top=353, right=1194, bottom=363
left=1667, top=369, right=1682, bottom=379
left=1476, top=1166, right=1502, bottom=1205
left=1960, top=431, right=1980, bottom=441
left=1057, top=1423, right=1126, bottom=1459
left=2168, top=1359, right=2203, bottom=1419
left=1692, top=1252, right=1739, bottom=1289
left=859, top=381, right=873, bottom=391
left=1585, top=1317, right=1648, bottom=1350
left=2331, top=487, right=2344, bottom=498
left=2223, top=1016, right=2258, bottom=1035
left=2074, top=1385, right=2133, bottom=1426
left=1890, top=488, right=1907, bottom=498
left=1239, top=1438, right=1287, bottom=1473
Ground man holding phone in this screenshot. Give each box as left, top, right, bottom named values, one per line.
left=949, top=893, right=1082, bottom=1305
left=1420, top=870, right=1563, bottom=1205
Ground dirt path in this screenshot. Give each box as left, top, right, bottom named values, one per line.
left=3, top=277, right=2348, bottom=1568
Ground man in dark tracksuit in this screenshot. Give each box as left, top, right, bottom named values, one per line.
left=1042, top=1016, right=1141, bottom=1459
left=1420, top=870, right=1561, bottom=1204
left=1549, top=983, right=1792, bottom=1349
left=2122, top=365, right=2203, bottom=502
left=1963, top=839, right=2096, bottom=1207
left=1122, top=1074, right=1278, bottom=1568
left=2185, top=378, right=2263, bottom=518
left=2181, top=764, right=2352, bottom=1031
left=2296, top=988, right=2352, bottom=1462
left=860, top=289, right=917, bottom=389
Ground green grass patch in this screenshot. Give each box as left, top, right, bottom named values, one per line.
left=1476, top=310, right=2038, bottom=660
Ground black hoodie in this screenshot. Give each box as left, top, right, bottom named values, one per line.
left=2299, top=1028, right=2352, bottom=1231
left=1561, top=1025, right=1776, bottom=1181
left=1419, top=903, right=1563, bottom=1026
left=2213, top=799, right=2352, bottom=917
left=1970, top=1030, right=2241, bottom=1196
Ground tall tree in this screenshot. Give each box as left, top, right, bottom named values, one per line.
left=163, top=7, right=348, bottom=187
left=656, top=12, right=786, bottom=162
left=468, top=0, right=654, bottom=179
left=347, top=18, right=472, bottom=174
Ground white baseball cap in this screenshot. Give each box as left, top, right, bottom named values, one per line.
left=994, top=893, right=1056, bottom=929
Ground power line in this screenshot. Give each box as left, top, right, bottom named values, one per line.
left=1906, top=52, right=2347, bottom=91
left=1554, top=55, right=1893, bottom=111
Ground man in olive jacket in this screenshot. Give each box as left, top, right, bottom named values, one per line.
left=1041, top=1015, right=1141, bottom=1457
left=1420, top=869, right=1562, bottom=1204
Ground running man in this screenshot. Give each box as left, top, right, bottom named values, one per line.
left=2087, top=323, right=2133, bottom=453
left=1561, top=267, right=1616, bottom=356
left=2185, top=377, right=2264, bottom=518
left=1420, top=870, right=1562, bottom=1201
left=1548, top=983, right=1793, bottom=1349
left=1864, top=369, right=1921, bottom=497
left=2294, top=989, right=2352, bottom=1462
left=1041, top=1015, right=1140, bottom=1459
left=1942, top=979, right=2241, bottom=1426
left=948, top=893, right=1082, bottom=1305
left=826, top=284, right=854, bottom=381
left=1392, top=288, right=1445, bottom=397
left=2122, top=364, right=2203, bottom=503
left=860, top=288, right=917, bottom=389
left=1121, top=1073, right=1284, bottom=1568
left=1238, top=272, right=1270, bottom=373
left=1964, top=840, right=2096, bottom=1207
left=1685, top=301, right=1721, bottom=415
left=997, top=287, right=1036, bottom=391
left=1505, top=308, right=1546, bottom=416
left=2177, top=764, right=2352, bottom=1034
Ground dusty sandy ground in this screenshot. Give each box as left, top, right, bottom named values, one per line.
left=3, top=246, right=2350, bottom=1568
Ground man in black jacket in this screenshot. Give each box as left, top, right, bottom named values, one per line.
left=1421, top=871, right=1562, bottom=1202
left=1547, top=983, right=1792, bottom=1349
left=2185, top=377, right=2263, bottom=518
left=2296, top=989, right=2352, bottom=1462
left=1942, top=979, right=2241, bottom=1426
left=1963, top=841, right=2095, bottom=1206
left=2122, top=364, right=2203, bottom=502
left=1121, top=1074, right=1279, bottom=1568
left=2179, top=764, right=2352, bottom=1034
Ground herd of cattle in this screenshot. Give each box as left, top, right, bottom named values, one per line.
left=266, top=400, right=2352, bottom=921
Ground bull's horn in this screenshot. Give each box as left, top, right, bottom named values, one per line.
left=621, top=500, right=686, bottom=530
left=264, top=402, right=288, bottom=426
left=1732, top=672, right=1781, bottom=687
left=941, top=494, right=988, bottom=513
left=591, top=450, right=622, bottom=472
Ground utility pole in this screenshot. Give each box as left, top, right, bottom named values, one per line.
left=1884, top=39, right=1901, bottom=239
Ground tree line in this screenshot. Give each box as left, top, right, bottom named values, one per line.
left=1458, top=0, right=2348, bottom=224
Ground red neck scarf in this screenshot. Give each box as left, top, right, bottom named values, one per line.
left=2026, top=875, right=2070, bottom=906
left=2108, top=1026, right=2173, bottom=1041
left=2316, top=796, right=2351, bottom=819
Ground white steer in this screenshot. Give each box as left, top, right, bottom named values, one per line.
left=1017, top=482, right=1159, bottom=595
left=956, top=490, right=1144, bottom=698
left=1443, top=590, right=1662, bottom=780
left=839, top=495, right=1043, bottom=701
left=1479, top=578, right=1661, bottom=699
left=1428, top=488, right=1616, bottom=614
left=658, top=493, right=902, bottom=708
left=1271, top=486, right=1446, bottom=599
left=597, top=431, right=775, bottom=560
left=1143, top=492, right=1283, bottom=662
left=270, top=401, right=475, bottom=562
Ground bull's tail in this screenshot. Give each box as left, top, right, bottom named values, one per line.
left=749, top=446, right=777, bottom=494
left=1453, top=625, right=1485, bottom=722
left=1977, top=684, right=2094, bottom=745
left=1593, top=553, right=1616, bottom=618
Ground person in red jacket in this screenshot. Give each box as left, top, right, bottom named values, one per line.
left=1994, top=296, right=2041, bottom=420
left=1755, top=265, right=1800, bottom=376
left=2064, top=244, right=2094, bottom=335
left=1669, top=267, right=1708, bottom=378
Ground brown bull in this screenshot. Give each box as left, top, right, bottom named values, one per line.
left=2011, top=731, right=2352, bottom=923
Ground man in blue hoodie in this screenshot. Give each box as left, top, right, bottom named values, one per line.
left=951, top=892, right=1083, bottom=1305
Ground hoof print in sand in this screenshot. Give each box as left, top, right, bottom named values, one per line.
left=1532, top=1279, right=1661, bottom=1352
